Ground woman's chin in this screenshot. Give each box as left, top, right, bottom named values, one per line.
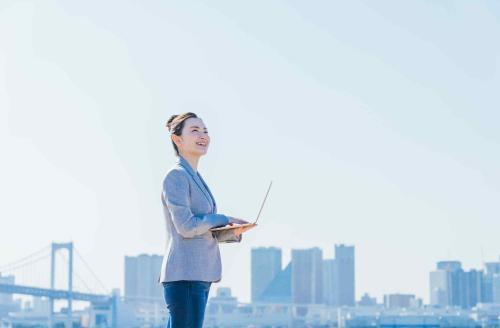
left=191, top=149, right=208, bottom=156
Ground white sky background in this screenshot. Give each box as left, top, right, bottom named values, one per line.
left=1, top=0, right=499, bottom=304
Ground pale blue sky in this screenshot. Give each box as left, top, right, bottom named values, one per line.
left=0, top=0, right=499, bottom=304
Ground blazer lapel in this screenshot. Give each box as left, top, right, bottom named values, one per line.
left=176, top=156, right=214, bottom=212
left=197, top=172, right=217, bottom=213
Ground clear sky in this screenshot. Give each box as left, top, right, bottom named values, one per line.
left=1, top=0, right=499, bottom=304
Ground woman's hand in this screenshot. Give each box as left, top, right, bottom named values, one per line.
left=233, top=223, right=257, bottom=237
left=227, top=217, right=256, bottom=237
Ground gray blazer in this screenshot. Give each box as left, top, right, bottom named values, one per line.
left=158, top=155, right=242, bottom=283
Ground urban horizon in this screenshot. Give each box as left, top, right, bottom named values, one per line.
left=3, top=241, right=499, bottom=306
left=2, top=241, right=500, bottom=327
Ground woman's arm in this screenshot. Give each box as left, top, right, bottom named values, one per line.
left=163, top=170, right=229, bottom=238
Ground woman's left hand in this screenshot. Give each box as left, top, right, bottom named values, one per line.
left=228, top=217, right=250, bottom=225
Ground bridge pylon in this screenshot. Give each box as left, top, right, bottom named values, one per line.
left=49, top=242, right=73, bottom=328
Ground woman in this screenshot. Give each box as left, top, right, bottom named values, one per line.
left=159, top=112, right=256, bottom=328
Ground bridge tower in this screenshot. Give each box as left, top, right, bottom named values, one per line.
left=49, top=242, right=73, bottom=328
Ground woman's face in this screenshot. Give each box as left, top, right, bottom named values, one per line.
left=173, top=117, right=210, bottom=157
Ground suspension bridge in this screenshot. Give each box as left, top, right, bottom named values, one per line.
left=0, top=242, right=118, bottom=327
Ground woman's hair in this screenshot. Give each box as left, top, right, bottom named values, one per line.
left=166, top=112, right=198, bottom=156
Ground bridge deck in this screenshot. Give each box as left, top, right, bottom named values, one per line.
left=0, top=283, right=111, bottom=303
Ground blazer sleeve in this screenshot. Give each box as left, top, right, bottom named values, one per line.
left=163, top=169, right=229, bottom=238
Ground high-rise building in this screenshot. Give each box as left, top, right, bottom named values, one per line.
left=0, top=273, right=19, bottom=318
left=322, top=259, right=336, bottom=306
left=485, top=261, right=500, bottom=275
left=464, top=269, right=483, bottom=309
left=251, top=247, right=282, bottom=302
left=124, top=254, right=163, bottom=300
left=483, top=260, right=500, bottom=303
left=434, top=261, right=464, bottom=307
left=430, top=261, right=484, bottom=309
left=493, top=274, right=500, bottom=303
left=0, top=273, right=14, bottom=304
left=335, top=244, right=355, bottom=306
left=430, top=270, right=449, bottom=307
left=437, top=261, right=462, bottom=271
left=291, top=247, right=323, bottom=305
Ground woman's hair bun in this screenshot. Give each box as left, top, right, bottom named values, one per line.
left=166, top=115, right=179, bottom=131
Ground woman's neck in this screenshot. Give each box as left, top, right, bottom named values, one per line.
left=179, top=152, right=200, bottom=173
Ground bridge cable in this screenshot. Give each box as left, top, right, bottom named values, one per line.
left=74, top=247, right=109, bottom=294
left=0, top=244, right=51, bottom=271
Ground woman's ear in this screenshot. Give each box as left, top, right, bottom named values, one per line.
left=171, top=134, right=182, bottom=148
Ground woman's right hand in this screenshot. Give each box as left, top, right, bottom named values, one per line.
left=228, top=217, right=256, bottom=236
left=233, top=223, right=257, bottom=237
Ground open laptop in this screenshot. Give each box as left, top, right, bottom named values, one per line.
left=210, top=181, right=273, bottom=231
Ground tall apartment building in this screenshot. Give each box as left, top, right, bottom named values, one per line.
left=291, top=247, right=323, bottom=305
left=251, top=247, right=282, bottom=302
left=124, top=254, right=163, bottom=300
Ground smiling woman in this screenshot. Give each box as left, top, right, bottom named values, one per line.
left=166, top=112, right=209, bottom=156
left=159, top=112, right=256, bottom=328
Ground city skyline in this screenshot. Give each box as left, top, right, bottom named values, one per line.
left=1, top=0, right=499, bottom=306
left=122, top=248, right=500, bottom=307
left=4, top=241, right=496, bottom=306
left=2, top=241, right=500, bottom=326
left=120, top=247, right=500, bottom=307
left=2, top=241, right=500, bottom=306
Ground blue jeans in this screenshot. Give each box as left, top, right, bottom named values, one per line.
left=162, top=280, right=212, bottom=328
